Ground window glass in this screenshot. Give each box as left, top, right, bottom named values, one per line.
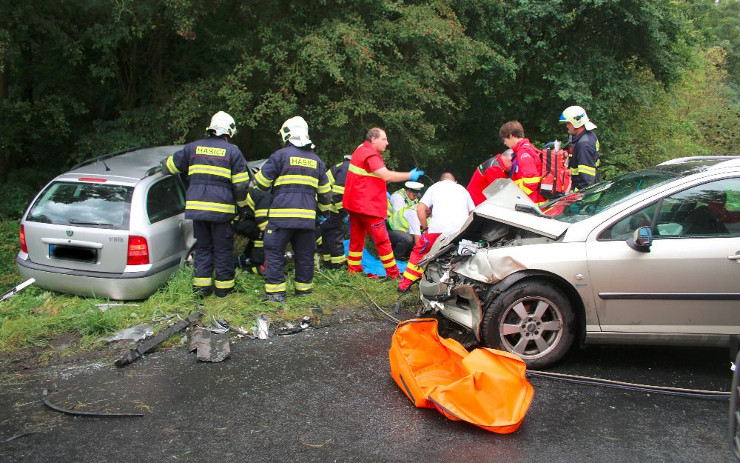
left=656, top=177, right=740, bottom=238
left=599, top=177, right=740, bottom=240
left=543, top=169, right=678, bottom=223
left=147, top=177, right=185, bottom=223
left=26, top=182, right=133, bottom=230
left=600, top=202, right=659, bottom=241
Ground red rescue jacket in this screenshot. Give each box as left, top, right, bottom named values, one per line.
left=343, top=141, right=389, bottom=218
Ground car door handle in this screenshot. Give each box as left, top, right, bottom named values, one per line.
left=729, top=254, right=740, bottom=260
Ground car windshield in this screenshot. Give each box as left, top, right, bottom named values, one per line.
left=542, top=169, right=680, bottom=223
left=26, top=181, right=133, bottom=230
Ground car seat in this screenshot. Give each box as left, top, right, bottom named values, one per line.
left=683, top=204, right=728, bottom=236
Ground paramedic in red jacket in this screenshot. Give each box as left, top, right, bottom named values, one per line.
left=342, top=128, right=424, bottom=277
left=466, top=149, right=514, bottom=206
left=500, top=121, right=545, bottom=204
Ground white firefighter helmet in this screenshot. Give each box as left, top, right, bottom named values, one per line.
left=207, top=111, right=237, bottom=138
left=278, top=116, right=313, bottom=148
left=559, top=106, right=597, bottom=130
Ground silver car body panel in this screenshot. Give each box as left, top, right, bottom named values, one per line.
left=17, top=145, right=194, bottom=300
left=419, top=157, right=740, bottom=349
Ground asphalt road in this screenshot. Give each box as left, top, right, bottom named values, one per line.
left=0, top=317, right=735, bottom=462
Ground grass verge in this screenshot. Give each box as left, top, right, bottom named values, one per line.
left=0, top=220, right=420, bottom=367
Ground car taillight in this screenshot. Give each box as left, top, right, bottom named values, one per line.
left=20, top=224, right=28, bottom=254
left=127, top=236, right=149, bottom=265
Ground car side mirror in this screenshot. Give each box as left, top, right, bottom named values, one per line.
left=627, top=226, right=653, bottom=252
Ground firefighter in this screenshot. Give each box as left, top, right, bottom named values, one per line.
left=162, top=111, right=250, bottom=297
left=398, top=173, right=475, bottom=292
left=254, top=116, right=332, bottom=303
left=559, top=105, right=601, bottom=190
left=343, top=127, right=424, bottom=278
left=500, top=120, right=545, bottom=204
left=233, top=186, right=272, bottom=275
left=389, top=181, right=424, bottom=213
left=466, top=149, right=514, bottom=206
left=319, top=154, right=351, bottom=269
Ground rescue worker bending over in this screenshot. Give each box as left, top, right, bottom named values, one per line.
left=162, top=110, right=250, bottom=297
left=398, top=173, right=474, bottom=292
left=234, top=186, right=272, bottom=275
left=254, top=116, right=332, bottom=303
left=387, top=203, right=422, bottom=261
left=388, top=181, right=424, bottom=214
left=466, top=149, right=514, bottom=206
left=559, top=105, right=600, bottom=190
left=500, top=120, right=545, bottom=204
left=319, top=154, right=351, bottom=269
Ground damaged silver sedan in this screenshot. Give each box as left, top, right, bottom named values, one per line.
left=418, top=156, right=740, bottom=368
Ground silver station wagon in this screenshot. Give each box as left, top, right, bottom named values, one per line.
left=16, top=146, right=195, bottom=300
left=418, top=156, right=740, bottom=368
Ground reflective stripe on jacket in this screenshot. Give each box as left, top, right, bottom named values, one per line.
left=254, top=143, right=331, bottom=229
left=511, top=139, right=544, bottom=204
left=328, top=158, right=350, bottom=213
left=388, top=206, right=412, bottom=233
left=343, top=141, right=388, bottom=218
left=164, top=136, right=249, bottom=222
left=568, top=130, right=600, bottom=190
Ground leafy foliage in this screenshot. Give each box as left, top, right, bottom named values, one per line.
left=0, top=0, right=736, bottom=217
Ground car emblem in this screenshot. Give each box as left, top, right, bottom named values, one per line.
left=66, top=229, right=73, bottom=237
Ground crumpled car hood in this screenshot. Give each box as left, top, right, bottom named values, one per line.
left=421, top=179, right=570, bottom=264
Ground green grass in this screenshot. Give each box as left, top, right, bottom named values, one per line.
left=0, top=220, right=415, bottom=355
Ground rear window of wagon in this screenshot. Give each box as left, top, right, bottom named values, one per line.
left=26, top=181, right=134, bottom=230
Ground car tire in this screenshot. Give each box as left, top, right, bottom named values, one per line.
left=185, top=244, right=196, bottom=267
left=480, top=280, right=574, bottom=369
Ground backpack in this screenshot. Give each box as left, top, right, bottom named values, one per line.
left=538, top=144, right=571, bottom=199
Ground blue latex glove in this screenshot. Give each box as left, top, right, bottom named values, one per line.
left=409, top=167, right=424, bottom=181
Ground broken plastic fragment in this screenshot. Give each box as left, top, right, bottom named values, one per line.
left=257, top=314, right=270, bottom=339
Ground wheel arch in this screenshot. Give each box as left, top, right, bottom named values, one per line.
left=481, top=270, right=587, bottom=346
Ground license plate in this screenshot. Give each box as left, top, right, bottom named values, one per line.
left=49, top=244, right=98, bottom=263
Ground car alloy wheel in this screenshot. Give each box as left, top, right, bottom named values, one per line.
left=481, top=281, right=575, bottom=369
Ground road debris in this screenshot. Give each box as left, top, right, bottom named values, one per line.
left=0, top=278, right=35, bottom=303
left=214, top=317, right=252, bottom=337
left=115, top=310, right=203, bottom=367
left=278, top=316, right=311, bottom=336
left=100, top=323, right=153, bottom=343
left=95, top=302, right=140, bottom=312
left=254, top=314, right=270, bottom=339
left=188, top=328, right=231, bottom=362
left=41, top=389, right=144, bottom=417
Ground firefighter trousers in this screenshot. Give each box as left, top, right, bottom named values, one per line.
left=320, top=210, right=347, bottom=268
left=263, top=224, right=316, bottom=296
left=192, top=220, right=235, bottom=297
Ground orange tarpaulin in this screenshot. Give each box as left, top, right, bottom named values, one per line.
left=389, top=318, right=534, bottom=434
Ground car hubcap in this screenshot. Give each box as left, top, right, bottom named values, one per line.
left=499, top=297, right=563, bottom=359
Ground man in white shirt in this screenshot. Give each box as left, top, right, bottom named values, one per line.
left=398, top=172, right=475, bottom=292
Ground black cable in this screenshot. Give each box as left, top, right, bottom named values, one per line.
left=526, top=370, right=730, bottom=401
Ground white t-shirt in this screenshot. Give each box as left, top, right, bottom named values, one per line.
left=403, top=208, right=422, bottom=236
left=420, top=179, right=475, bottom=235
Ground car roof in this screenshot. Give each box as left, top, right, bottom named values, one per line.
left=657, top=156, right=740, bottom=170
left=62, top=145, right=184, bottom=182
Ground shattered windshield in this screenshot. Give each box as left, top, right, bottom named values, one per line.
left=542, top=169, right=680, bottom=223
